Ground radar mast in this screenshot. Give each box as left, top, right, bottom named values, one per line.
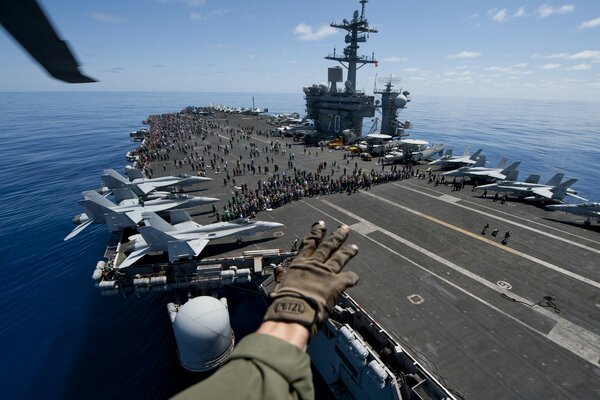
left=325, top=0, right=378, bottom=92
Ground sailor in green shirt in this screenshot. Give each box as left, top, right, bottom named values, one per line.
left=173, top=221, right=359, bottom=400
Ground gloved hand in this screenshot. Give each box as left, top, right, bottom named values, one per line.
left=264, top=221, right=359, bottom=336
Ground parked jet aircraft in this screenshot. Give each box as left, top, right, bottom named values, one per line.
left=475, top=173, right=585, bottom=202
left=443, top=157, right=520, bottom=183
left=547, top=202, right=600, bottom=224
left=101, top=169, right=212, bottom=195
left=65, top=190, right=212, bottom=240
left=119, top=212, right=284, bottom=268
left=429, top=148, right=483, bottom=168
left=111, top=187, right=218, bottom=208
left=440, top=155, right=488, bottom=177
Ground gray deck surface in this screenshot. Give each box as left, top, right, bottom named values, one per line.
left=146, top=112, right=600, bottom=399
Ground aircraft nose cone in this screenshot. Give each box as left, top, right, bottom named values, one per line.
left=202, top=197, right=220, bottom=204
left=268, top=222, right=284, bottom=229
left=193, top=176, right=213, bottom=183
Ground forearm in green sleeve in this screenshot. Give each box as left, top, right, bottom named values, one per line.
left=172, top=333, right=314, bottom=400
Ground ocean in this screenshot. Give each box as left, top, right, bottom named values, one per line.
left=0, top=92, right=598, bottom=399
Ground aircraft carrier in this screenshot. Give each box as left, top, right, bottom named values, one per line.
left=92, top=107, right=600, bottom=399
left=88, top=1, right=599, bottom=398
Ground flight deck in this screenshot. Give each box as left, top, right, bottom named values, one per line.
left=97, top=110, right=600, bottom=399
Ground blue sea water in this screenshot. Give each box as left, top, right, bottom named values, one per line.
left=0, top=92, right=598, bottom=399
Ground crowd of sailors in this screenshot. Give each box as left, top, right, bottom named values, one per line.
left=127, top=112, right=435, bottom=223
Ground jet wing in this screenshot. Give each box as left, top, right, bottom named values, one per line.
left=136, top=183, right=157, bottom=195
left=567, top=193, right=589, bottom=201
left=475, top=171, right=505, bottom=180
left=531, top=188, right=553, bottom=199
left=119, top=247, right=153, bottom=269
left=166, top=238, right=209, bottom=263
left=64, top=218, right=94, bottom=241
left=0, top=0, right=96, bottom=83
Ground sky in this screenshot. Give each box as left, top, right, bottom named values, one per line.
left=1, top=0, right=600, bottom=101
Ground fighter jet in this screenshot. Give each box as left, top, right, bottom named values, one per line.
left=476, top=173, right=586, bottom=202
left=111, top=187, right=218, bottom=208
left=65, top=190, right=215, bottom=240
left=429, top=147, right=483, bottom=168
left=547, top=202, right=600, bottom=225
left=101, top=169, right=212, bottom=196
left=119, top=212, right=285, bottom=268
left=444, top=157, right=520, bottom=183
left=440, top=155, right=489, bottom=177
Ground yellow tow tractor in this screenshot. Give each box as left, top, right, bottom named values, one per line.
left=328, top=137, right=344, bottom=149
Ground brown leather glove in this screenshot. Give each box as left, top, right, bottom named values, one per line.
left=264, top=221, right=359, bottom=336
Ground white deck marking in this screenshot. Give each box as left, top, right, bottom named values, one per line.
left=401, top=182, right=600, bottom=248
left=305, top=200, right=600, bottom=367
left=358, top=190, right=600, bottom=290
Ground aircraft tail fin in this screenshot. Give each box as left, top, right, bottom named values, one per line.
left=495, top=157, right=508, bottom=169
left=137, top=225, right=176, bottom=249
left=473, top=155, right=486, bottom=167
left=558, top=178, right=577, bottom=189
left=504, top=170, right=519, bottom=182
left=545, top=173, right=564, bottom=187
left=101, top=169, right=129, bottom=189
left=112, top=188, right=139, bottom=204
left=445, top=149, right=453, bottom=157
left=169, top=210, right=193, bottom=225
left=549, top=180, right=577, bottom=200
left=126, top=166, right=146, bottom=181
left=82, top=190, right=116, bottom=209
left=550, top=187, right=568, bottom=200
left=524, top=174, right=541, bottom=184
left=469, top=149, right=483, bottom=160
left=500, top=161, right=521, bottom=175
left=142, top=212, right=175, bottom=232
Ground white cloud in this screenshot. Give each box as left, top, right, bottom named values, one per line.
left=89, top=12, right=124, bottom=24
left=514, top=6, right=526, bottom=18
left=491, top=9, right=508, bottom=22
left=537, top=4, right=575, bottom=18
left=294, top=23, right=337, bottom=41
left=578, top=17, right=600, bottom=29
left=567, top=63, right=592, bottom=70
left=158, top=0, right=206, bottom=7
left=208, top=9, right=229, bottom=17
left=541, top=63, right=561, bottom=70
left=514, top=63, right=528, bottom=68
left=547, top=52, right=570, bottom=59
left=190, top=8, right=229, bottom=20
left=383, top=56, right=407, bottom=62
left=566, top=50, right=600, bottom=60
left=447, top=51, right=481, bottom=59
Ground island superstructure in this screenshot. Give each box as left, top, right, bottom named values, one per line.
left=303, top=0, right=410, bottom=141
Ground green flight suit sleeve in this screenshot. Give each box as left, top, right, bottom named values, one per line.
left=172, top=333, right=314, bottom=400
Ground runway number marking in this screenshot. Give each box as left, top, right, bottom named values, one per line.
left=497, top=281, right=512, bottom=290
